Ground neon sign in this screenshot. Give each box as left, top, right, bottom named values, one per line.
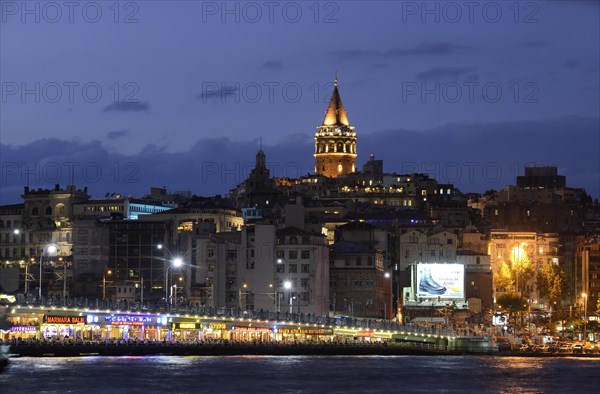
left=45, top=315, right=86, bottom=324
left=104, top=315, right=153, bottom=326
left=10, top=326, right=37, bottom=332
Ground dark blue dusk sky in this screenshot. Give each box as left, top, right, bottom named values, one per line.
left=1, top=0, right=599, bottom=203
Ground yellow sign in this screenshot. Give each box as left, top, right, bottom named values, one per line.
left=179, top=323, right=197, bottom=329
left=208, top=323, right=227, bottom=330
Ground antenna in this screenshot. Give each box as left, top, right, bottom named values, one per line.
left=334, top=70, right=338, bottom=87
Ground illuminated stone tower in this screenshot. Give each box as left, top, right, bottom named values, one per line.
left=314, top=75, right=357, bottom=178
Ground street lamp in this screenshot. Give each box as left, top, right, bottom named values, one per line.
left=582, top=293, right=588, bottom=342
left=103, top=270, right=112, bottom=300
left=166, top=257, right=183, bottom=310
left=39, top=244, right=59, bottom=299
left=284, top=280, right=292, bottom=313
left=239, top=283, right=248, bottom=310
left=384, top=272, right=391, bottom=320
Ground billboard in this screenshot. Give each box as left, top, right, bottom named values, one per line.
left=416, top=263, right=464, bottom=299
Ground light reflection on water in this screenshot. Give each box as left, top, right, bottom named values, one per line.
left=1, top=356, right=597, bottom=394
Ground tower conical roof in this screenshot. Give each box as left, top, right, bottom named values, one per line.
left=322, top=77, right=349, bottom=126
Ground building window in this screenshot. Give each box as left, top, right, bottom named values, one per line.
left=300, top=292, right=309, bottom=301
left=288, top=250, right=298, bottom=259
left=207, top=248, right=215, bottom=259
left=32, top=207, right=39, bottom=216
left=45, top=207, right=52, bottom=215
left=447, top=239, right=453, bottom=245
left=289, top=264, right=297, bottom=273
left=226, top=250, right=237, bottom=260
left=301, top=278, right=309, bottom=287
left=276, top=265, right=285, bottom=273
left=301, top=264, right=309, bottom=273
left=301, top=250, right=310, bottom=259
left=276, top=250, right=285, bottom=258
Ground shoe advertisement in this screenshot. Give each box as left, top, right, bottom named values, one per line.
left=416, top=264, right=464, bottom=299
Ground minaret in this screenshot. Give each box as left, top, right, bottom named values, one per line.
left=313, top=74, right=357, bottom=177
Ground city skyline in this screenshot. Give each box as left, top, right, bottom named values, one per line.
left=1, top=1, right=599, bottom=202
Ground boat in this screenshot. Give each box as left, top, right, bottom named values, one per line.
left=0, top=345, right=9, bottom=373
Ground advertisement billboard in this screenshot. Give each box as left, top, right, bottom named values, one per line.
left=416, top=263, right=464, bottom=299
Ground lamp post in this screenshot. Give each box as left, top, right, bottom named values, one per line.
left=582, top=293, right=588, bottom=342
left=239, top=283, right=248, bottom=310
left=103, top=270, right=112, bottom=300
left=59, top=256, right=66, bottom=305
left=166, top=257, right=183, bottom=311
left=25, top=257, right=34, bottom=295
left=39, top=244, right=59, bottom=300
left=284, top=280, right=292, bottom=314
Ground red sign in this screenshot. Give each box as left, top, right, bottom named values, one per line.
left=45, top=315, right=86, bottom=324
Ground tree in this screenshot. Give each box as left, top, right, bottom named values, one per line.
left=493, top=261, right=513, bottom=292
left=510, top=246, right=534, bottom=294
left=537, top=263, right=567, bottom=305
left=496, top=291, right=529, bottom=327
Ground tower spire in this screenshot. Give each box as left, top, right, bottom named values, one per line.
left=322, top=72, right=349, bottom=126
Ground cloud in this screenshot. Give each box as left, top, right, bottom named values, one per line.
left=103, top=101, right=150, bottom=112
left=330, top=42, right=472, bottom=60
left=1, top=116, right=598, bottom=204
left=415, top=67, right=477, bottom=81
left=197, top=85, right=239, bottom=101
left=262, top=60, right=284, bottom=70
left=106, top=130, right=130, bottom=140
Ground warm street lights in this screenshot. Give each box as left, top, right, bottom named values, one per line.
left=284, top=280, right=292, bottom=313
left=103, top=270, right=112, bottom=300
left=582, top=293, right=588, bottom=342
left=39, top=244, right=59, bottom=299
left=239, top=283, right=248, bottom=310
left=166, top=257, right=183, bottom=310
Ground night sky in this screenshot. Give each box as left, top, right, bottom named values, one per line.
left=1, top=0, right=599, bottom=203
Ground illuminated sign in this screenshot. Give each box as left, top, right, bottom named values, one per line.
left=231, top=326, right=271, bottom=332
left=356, top=330, right=374, bottom=337
left=279, top=328, right=333, bottom=336
left=10, top=326, right=37, bottom=332
left=45, top=315, right=86, bottom=324
left=493, top=313, right=509, bottom=326
left=104, top=315, right=152, bottom=326
left=207, top=323, right=227, bottom=330
left=416, top=263, right=464, bottom=299
left=176, top=323, right=199, bottom=329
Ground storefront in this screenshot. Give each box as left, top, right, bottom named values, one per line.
left=42, top=315, right=87, bottom=340
left=7, top=326, right=38, bottom=340
left=200, top=322, right=229, bottom=341
left=277, top=327, right=334, bottom=342
left=171, top=322, right=202, bottom=341
left=230, top=325, right=272, bottom=341
left=92, top=314, right=169, bottom=341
